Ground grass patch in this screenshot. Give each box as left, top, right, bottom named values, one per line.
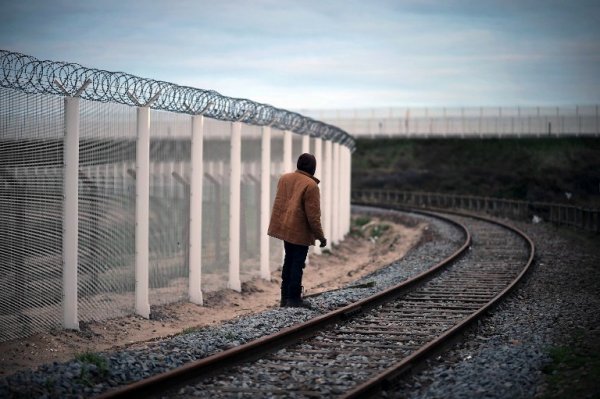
left=181, top=326, right=200, bottom=335
left=349, top=216, right=372, bottom=238
left=74, top=351, right=109, bottom=386
left=370, top=223, right=390, bottom=239
left=349, top=217, right=392, bottom=240
left=44, top=377, right=57, bottom=394
left=75, top=352, right=108, bottom=370
left=540, top=342, right=600, bottom=399
left=353, top=216, right=371, bottom=227
left=352, top=137, right=600, bottom=207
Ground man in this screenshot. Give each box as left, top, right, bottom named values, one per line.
left=268, top=153, right=327, bottom=308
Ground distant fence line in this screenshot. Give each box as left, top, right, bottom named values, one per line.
left=0, top=50, right=355, bottom=150
left=302, top=106, right=600, bottom=138
left=352, top=189, right=600, bottom=233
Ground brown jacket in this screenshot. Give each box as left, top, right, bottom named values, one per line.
left=268, top=170, right=325, bottom=246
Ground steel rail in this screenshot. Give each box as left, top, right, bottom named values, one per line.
left=96, top=210, right=471, bottom=399
left=340, top=206, right=536, bottom=398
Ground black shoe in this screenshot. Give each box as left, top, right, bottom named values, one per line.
left=285, top=298, right=314, bottom=309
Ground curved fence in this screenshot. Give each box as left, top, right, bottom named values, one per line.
left=0, top=50, right=355, bottom=149
left=353, top=189, right=600, bottom=232
left=0, top=50, right=353, bottom=342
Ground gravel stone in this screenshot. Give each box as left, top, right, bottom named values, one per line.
left=386, top=217, right=600, bottom=399
left=3, top=207, right=595, bottom=398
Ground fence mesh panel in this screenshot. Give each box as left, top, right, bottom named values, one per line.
left=0, top=50, right=355, bottom=342
left=0, top=87, right=64, bottom=341
left=202, top=118, right=231, bottom=292
left=241, top=125, right=261, bottom=281
left=147, top=110, right=191, bottom=306
left=1, top=93, right=323, bottom=341
left=269, top=130, right=285, bottom=271
left=78, top=99, right=137, bottom=321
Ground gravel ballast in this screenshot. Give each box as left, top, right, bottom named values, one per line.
left=2, top=207, right=598, bottom=398
left=387, top=219, right=600, bottom=399
left=0, top=207, right=464, bottom=398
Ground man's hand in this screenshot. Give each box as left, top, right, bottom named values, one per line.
left=319, top=238, right=327, bottom=248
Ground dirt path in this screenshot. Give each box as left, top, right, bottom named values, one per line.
left=0, top=214, right=426, bottom=376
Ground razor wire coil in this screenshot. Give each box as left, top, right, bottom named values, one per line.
left=0, top=50, right=355, bottom=150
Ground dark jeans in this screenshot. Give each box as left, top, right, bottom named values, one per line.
left=281, top=241, right=309, bottom=299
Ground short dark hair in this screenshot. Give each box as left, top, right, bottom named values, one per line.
left=297, top=153, right=316, bottom=176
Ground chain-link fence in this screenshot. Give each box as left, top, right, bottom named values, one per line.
left=0, top=51, right=353, bottom=342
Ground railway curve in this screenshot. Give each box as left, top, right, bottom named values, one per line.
left=97, top=207, right=534, bottom=399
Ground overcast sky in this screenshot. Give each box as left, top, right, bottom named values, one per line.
left=1, top=0, right=599, bottom=110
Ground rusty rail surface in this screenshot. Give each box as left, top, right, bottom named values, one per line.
left=97, top=205, right=534, bottom=398
left=341, top=206, right=535, bottom=398
left=97, top=209, right=470, bottom=398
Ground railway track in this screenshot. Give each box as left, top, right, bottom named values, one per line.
left=98, top=208, right=534, bottom=399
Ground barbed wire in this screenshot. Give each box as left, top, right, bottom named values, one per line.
left=0, top=50, right=355, bottom=150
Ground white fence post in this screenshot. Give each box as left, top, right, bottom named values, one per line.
left=229, top=121, right=242, bottom=292
left=189, top=114, right=204, bottom=304
left=324, top=140, right=333, bottom=250
left=281, top=130, right=293, bottom=263
left=301, top=133, right=312, bottom=263
left=313, top=137, right=323, bottom=255
left=260, top=125, right=271, bottom=280
left=302, top=134, right=310, bottom=154
left=332, top=143, right=341, bottom=244
left=135, top=106, right=151, bottom=318
left=283, top=130, right=293, bottom=172
left=55, top=78, right=89, bottom=331
left=340, top=147, right=348, bottom=236
left=342, top=147, right=348, bottom=235
left=340, top=144, right=347, bottom=237
left=62, top=95, right=81, bottom=330
left=346, top=146, right=352, bottom=235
